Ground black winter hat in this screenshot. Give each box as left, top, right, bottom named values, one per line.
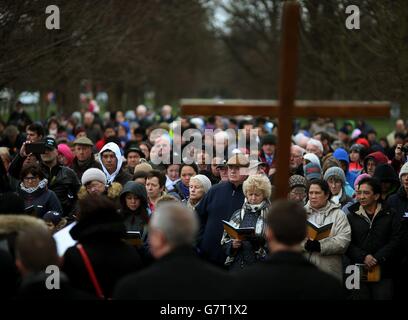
left=373, top=164, right=399, bottom=184
left=261, top=134, right=277, bottom=147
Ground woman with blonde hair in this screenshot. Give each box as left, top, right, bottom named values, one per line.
left=221, top=174, right=271, bottom=270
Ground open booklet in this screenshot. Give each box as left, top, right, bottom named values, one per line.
left=123, top=231, right=143, bottom=247
left=306, top=220, right=333, bottom=241
left=222, top=220, right=255, bottom=241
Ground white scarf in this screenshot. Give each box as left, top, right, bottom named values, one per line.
left=20, top=178, right=48, bottom=194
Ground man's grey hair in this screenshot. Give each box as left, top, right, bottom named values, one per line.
left=291, top=144, right=305, bottom=156
left=149, top=203, right=198, bottom=248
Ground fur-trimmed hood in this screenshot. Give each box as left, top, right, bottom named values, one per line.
left=77, top=182, right=123, bottom=200
left=0, top=214, right=47, bottom=235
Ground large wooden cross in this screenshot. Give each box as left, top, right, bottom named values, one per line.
left=181, top=1, right=390, bottom=199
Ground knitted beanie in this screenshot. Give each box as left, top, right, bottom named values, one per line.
left=289, top=175, right=307, bottom=189
left=304, top=153, right=321, bottom=168
left=323, top=167, right=346, bottom=184
left=354, top=173, right=371, bottom=189
left=399, top=162, right=408, bottom=179
left=81, top=168, right=107, bottom=185
left=190, top=174, right=212, bottom=193
left=57, top=144, right=74, bottom=167
left=303, top=162, right=322, bottom=181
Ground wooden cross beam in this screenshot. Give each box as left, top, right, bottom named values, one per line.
left=180, top=1, right=391, bottom=199
left=180, top=99, right=391, bottom=118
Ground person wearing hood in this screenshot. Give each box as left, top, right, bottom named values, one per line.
left=373, top=164, right=400, bottom=202
left=99, top=142, right=132, bottom=186
left=363, top=151, right=389, bottom=176
left=119, top=181, right=150, bottom=234
left=119, top=181, right=152, bottom=265
left=62, top=195, right=142, bottom=299
left=18, top=164, right=62, bottom=218
left=333, top=148, right=358, bottom=189
left=304, top=179, right=351, bottom=280
left=323, top=167, right=353, bottom=207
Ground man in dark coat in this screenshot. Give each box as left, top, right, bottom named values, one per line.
left=62, top=195, right=142, bottom=299
left=71, top=136, right=102, bottom=180
left=236, top=200, right=345, bottom=300
left=347, top=177, right=402, bottom=300
left=114, top=203, right=230, bottom=300
left=195, top=153, right=249, bottom=266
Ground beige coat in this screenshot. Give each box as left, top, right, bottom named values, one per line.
left=304, top=201, right=351, bottom=280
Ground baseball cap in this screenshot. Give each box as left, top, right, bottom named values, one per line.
left=44, top=137, right=57, bottom=150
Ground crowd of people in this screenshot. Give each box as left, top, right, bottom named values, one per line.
left=0, top=103, right=407, bottom=300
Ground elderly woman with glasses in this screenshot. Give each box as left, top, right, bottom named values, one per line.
left=77, top=168, right=122, bottom=205
left=18, top=164, right=62, bottom=218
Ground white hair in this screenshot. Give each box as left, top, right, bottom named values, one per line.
left=136, top=104, right=147, bottom=113
left=307, top=138, right=324, bottom=153
left=291, top=145, right=305, bottom=156
left=150, top=203, right=198, bottom=248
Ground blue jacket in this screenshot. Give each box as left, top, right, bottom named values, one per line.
left=195, top=181, right=245, bottom=266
